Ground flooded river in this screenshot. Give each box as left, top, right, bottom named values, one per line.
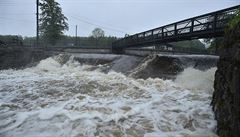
left=0, top=55, right=217, bottom=137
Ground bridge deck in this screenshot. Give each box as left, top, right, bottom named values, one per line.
left=112, top=5, right=240, bottom=52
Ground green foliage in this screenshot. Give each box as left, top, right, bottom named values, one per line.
left=0, top=35, right=23, bottom=46
left=22, top=37, right=36, bottom=46
left=206, top=37, right=224, bottom=54
left=170, top=40, right=206, bottom=53
left=228, top=8, right=240, bottom=30
left=62, top=35, right=117, bottom=48
left=91, top=28, right=106, bottom=46
left=222, top=8, right=240, bottom=48
left=204, top=9, right=240, bottom=51
left=39, top=0, right=68, bottom=46
left=92, top=28, right=105, bottom=39
left=21, top=35, right=117, bottom=48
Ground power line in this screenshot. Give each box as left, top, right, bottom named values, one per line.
left=65, top=11, right=128, bottom=30
left=0, top=1, right=129, bottom=36
left=68, top=15, right=128, bottom=34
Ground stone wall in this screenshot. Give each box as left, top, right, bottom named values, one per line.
left=212, top=23, right=240, bottom=137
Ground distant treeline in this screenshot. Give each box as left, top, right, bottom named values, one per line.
left=0, top=35, right=23, bottom=46
left=0, top=35, right=209, bottom=53
left=23, top=35, right=118, bottom=48
left=170, top=40, right=207, bottom=53
left=0, top=35, right=118, bottom=48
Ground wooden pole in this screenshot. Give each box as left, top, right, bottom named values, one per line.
left=36, top=0, right=39, bottom=46
left=75, top=25, right=78, bottom=46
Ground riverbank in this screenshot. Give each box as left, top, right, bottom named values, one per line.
left=211, top=21, right=240, bottom=137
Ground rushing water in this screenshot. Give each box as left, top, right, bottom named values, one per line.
left=0, top=55, right=217, bottom=137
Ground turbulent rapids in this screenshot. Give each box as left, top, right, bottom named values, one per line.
left=0, top=54, right=218, bottom=137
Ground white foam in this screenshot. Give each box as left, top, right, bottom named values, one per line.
left=36, top=57, right=62, bottom=71
left=175, top=67, right=216, bottom=92
left=0, top=56, right=218, bottom=137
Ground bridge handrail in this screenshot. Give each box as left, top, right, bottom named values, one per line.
left=113, top=5, right=240, bottom=48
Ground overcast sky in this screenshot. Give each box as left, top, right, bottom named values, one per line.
left=0, top=0, right=239, bottom=37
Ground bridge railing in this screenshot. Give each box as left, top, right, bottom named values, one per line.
left=112, top=5, right=239, bottom=50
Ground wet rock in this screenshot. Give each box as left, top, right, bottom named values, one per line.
left=211, top=22, right=240, bottom=137
left=130, top=55, right=184, bottom=79
left=129, top=54, right=218, bottom=79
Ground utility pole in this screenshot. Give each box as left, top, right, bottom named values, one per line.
left=75, top=25, right=78, bottom=46
left=36, top=0, right=39, bottom=46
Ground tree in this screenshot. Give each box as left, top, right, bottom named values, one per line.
left=92, top=28, right=105, bottom=39
left=205, top=37, right=224, bottom=54
left=227, top=8, right=240, bottom=30
left=224, top=8, right=240, bottom=48
left=203, top=9, right=240, bottom=54
left=0, top=35, right=23, bottom=46
left=91, top=28, right=105, bottom=46
left=39, top=0, right=68, bottom=45
left=170, top=40, right=207, bottom=53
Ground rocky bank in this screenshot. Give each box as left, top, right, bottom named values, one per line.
left=212, top=23, right=240, bottom=137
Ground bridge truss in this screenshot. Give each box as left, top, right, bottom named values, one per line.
left=112, top=5, right=240, bottom=54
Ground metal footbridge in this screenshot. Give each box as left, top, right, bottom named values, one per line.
left=112, top=5, right=240, bottom=53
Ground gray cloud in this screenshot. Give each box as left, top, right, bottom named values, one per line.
left=0, top=0, right=239, bottom=37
